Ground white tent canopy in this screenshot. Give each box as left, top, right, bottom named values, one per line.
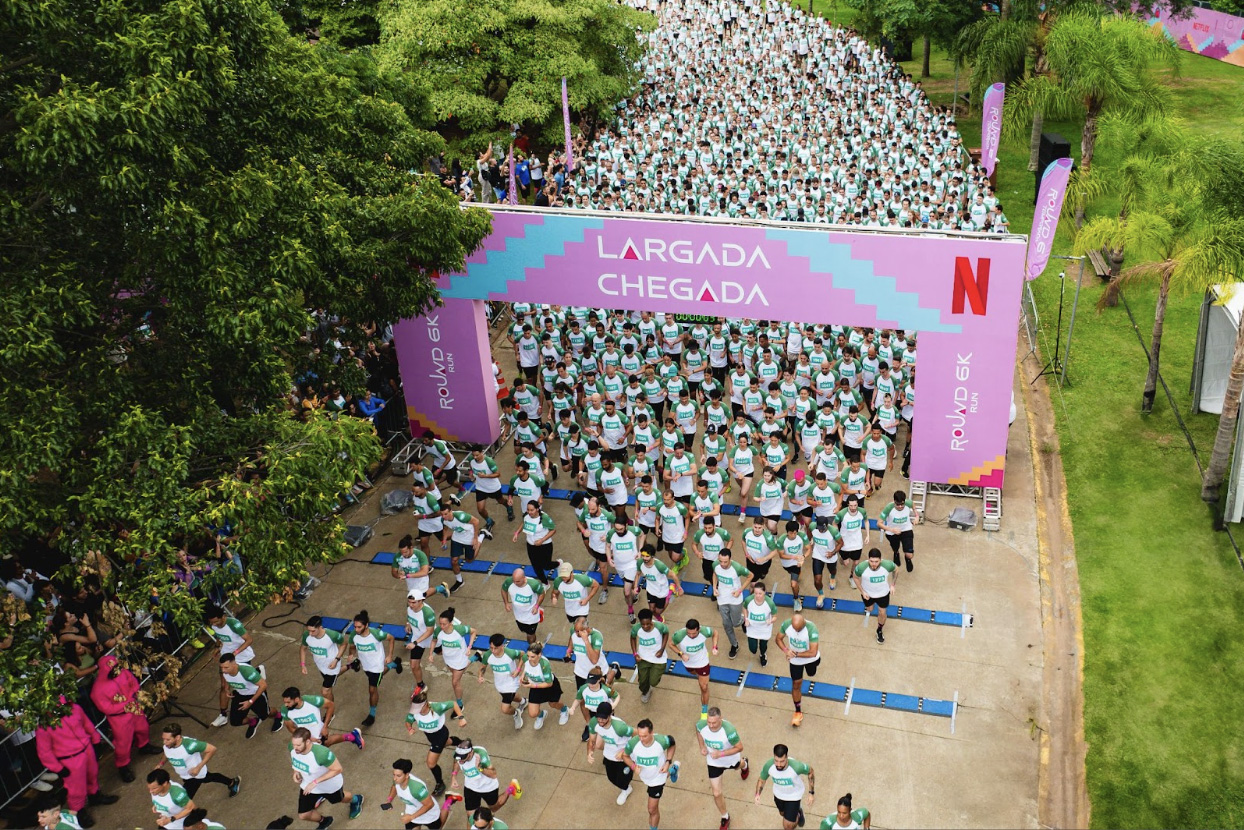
left=1192, top=284, right=1244, bottom=415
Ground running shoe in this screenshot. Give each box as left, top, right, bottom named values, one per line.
left=616, top=786, right=632, bottom=805
left=229, top=776, right=242, bottom=797
left=513, top=711, right=524, bottom=730
left=609, top=661, right=622, bottom=681
left=669, top=761, right=681, bottom=784
left=506, top=506, right=515, bottom=521
left=315, top=818, right=333, bottom=830
left=828, top=579, right=836, bottom=591
left=245, top=721, right=258, bottom=740
left=740, top=758, right=749, bottom=780
left=362, top=714, right=375, bottom=727
left=797, top=807, right=805, bottom=827
left=737, top=514, right=745, bottom=524
left=450, top=580, right=464, bottom=593
left=434, top=583, right=450, bottom=598
left=760, top=653, right=768, bottom=667
left=720, top=817, right=730, bottom=830
left=210, top=714, right=229, bottom=728
left=906, top=559, right=913, bottom=573
left=349, top=728, right=364, bottom=749
left=270, top=715, right=284, bottom=732
left=728, top=645, right=738, bottom=660
left=30, top=780, right=53, bottom=792
left=558, top=707, right=570, bottom=726
left=432, top=781, right=445, bottom=798
left=392, top=659, right=404, bottom=675
left=641, top=691, right=651, bottom=704
left=628, top=611, right=637, bottom=625
left=793, top=597, right=803, bottom=612
left=509, top=778, right=523, bottom=799
left=815, top=594, right=824, bottom=609
left=348, top=793, right=364, bottom=819
left=191, top=639, right=205, bottom=649
left=534, top=712, right=546, bottom=730
left=791, top=711, right=803, bottom=727
left=598, top=588, right=609, bottom=604
left=484, top=518, right=495, bottom=531
left=349, top=659, right=361, bottom=673
left=876, top=627, right=885, bottom=644
left=442, top=793, right=463, bottom=814
left=581, top=724, right=591, bottom=742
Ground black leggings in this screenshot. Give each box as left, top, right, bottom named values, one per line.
left=183, top=772, right=234, bottom=799
left=527, top=542, right=555, bottom=575
left=604, top=758, right=634, bottom=792
left=747, top=637, right=768, bottom=657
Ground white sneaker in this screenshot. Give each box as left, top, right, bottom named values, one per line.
left=30, top=780, right=52, bottom=792
left=558, top=708, right=570, bottom=726
left=640, top=691, right=651, bottom=704
left=534, top=713, right=545, bottom=730
left=39, top=772, right=60, bottom=783
left=513, top=713, right=524, bottom=730
left=616, top=786, right=632, bottom=805
left=598, top=589, right=609, bottom=605
left=258, top=664, right=267, bottom=680
left=210, top=714, right=229, bottom=727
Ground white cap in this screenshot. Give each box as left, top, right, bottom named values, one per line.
left=407, top=589, right=426, bottom=601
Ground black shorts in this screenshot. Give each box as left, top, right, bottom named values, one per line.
left=320, top=672, right=339, bottom=689
left=790, top=657, right=820, bottom=681
left=405, top=818, right=443, bottom=830
left=863, top=593, right=891, bottom=609
left=648, top=593, right=668, bottom=610
left=450, top=540, right=475, bottom=562
left=647, top=784, right=666, bottom=800
left=868, top=466, right=886, bottom=481
left=365, top=670, right=383, bottom=688
left=707, top=761, right=741, bottom=779
left=566, top=612, right=587, bottom=626
left=298, top=786, right=343, bottom=814
left=439, top=468, right=459, bottom=486
left=783, top=564, right=802, bottom=579
left=229, top=690, right=270, bottom=726
left=843, top=445, right=863, bottom=462
left=528, top=678, right=563, bottom=705
left=516, top=620, right=539, bottom=636
left=500, top=691, right=518, bottom=705
left=840, top=548, right=862, bottom=562
left=761, top=513, right=782, bottom=524
left=475, top=489, right=507, bottom=504
left=408, top=643, right=427, bottom=661
left=418, top=528, right=439, bottom=540
left=887, top=530, right=914, bottom=554
left=425, top=724, right=450, bottom=754
left=746, top=559, right=772, bottom=581
left=774, top=796, right=802, bottom=822
left=658, top=540, right=684, bottom=555
left=811, top=559, right=837, bottom=576
left=790, top=507, right=811, bottom=518
left=464, top=787, right=502, bottom=812
left=589, top=547, right=608, bottom=562
left=674, top=494, right=691, bottom=505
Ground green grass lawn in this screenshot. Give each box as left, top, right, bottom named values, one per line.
left=880, top=34, right=1244, bottom=829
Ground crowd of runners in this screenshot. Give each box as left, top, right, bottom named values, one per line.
left=24, top=0, right=974, bottom=824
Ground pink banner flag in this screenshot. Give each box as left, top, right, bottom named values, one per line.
left=562, top=77, right=574, bottom=174
left=981, top=82, right=1005, bottom=177
left=1026, top=157, right=1073, bottom=280
left=507, top=145, right=517, bottom=206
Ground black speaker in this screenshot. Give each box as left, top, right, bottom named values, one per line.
left=1035, top=132, right=1071, bottom=203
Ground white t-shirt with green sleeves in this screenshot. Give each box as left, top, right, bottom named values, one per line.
left=630, top=621, right=670, bottom=664
left=458, top=747, right=499, bottom=794
left=349, top=626, right=389, bottom=674
left=713, top=558, right=750, bottom=606
left=745, top=594, right=778, bottom=640
left=289, top=742, right=342, bottom=795
left=760, top=757, right=812, bottom=800
left=484, top=647, right=524, bottom=694
left=162, top=737, right=210, bottom=780
left=779, top=619, right=820, bottom=665
left=444, top=511, right=477, bottom=544
left=639, top=557, right=674, bottom=599
left=520, top=511, right=556, bottom=546
left=855, top=559, right=897, bottom=598
left=625, top=733, right=674, bottom=786
left=281, top=695, right=328, bottom=739
left=209, top=617, right=253, bottom=664
left=301, top=628, right=344, bottom=676
left=395, top=775, right=441, bottom=825
left=836, top=506, right=869, bottom=550
left=554, top=573, right=596, bottom=617
left=589, top=716, right=635, bottom=762
left=696, top=719, right=742, bottom=768
left=150, top=784, right=193, bottom=830
left=406, top=700, right=456, bottom=734
left=672, top=627, right=714, bottom=668
left=502, top=577, right=545, bottom=625
left=434, top=623, right=473, bottom=671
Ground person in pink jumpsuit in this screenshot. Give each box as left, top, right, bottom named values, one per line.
left=35, top=700, right=118, bottom=828
left=90, top=655, right=159, bottom=781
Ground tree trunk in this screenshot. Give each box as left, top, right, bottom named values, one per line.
left=1141, top=268, right=1172, bottom=414
left=1027, top=107, right=1044, bottom=172
left=1074, top=101, right=1100, bottom=229
left=922, top=35, right=931, bottom=78
left=1001, top=0, right=1012, bottom=20
left=952, top=65, right=960, bottom=115
left=1099, top=245, right=1124, bottom=308
left=1202, top=312, right=1244, bottom=502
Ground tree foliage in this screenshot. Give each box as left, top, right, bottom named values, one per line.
left=0, top=0, right=490, bottom=725
left=377, top=0, right=654, bottom=153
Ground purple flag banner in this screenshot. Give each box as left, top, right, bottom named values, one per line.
left=562, top=77, right=574, bottom=174
left=506, top=145, right=517, bottom=206
left=1026, top=157, right=1073, bottom=280
left=981, top=82, right=1005, bottom=177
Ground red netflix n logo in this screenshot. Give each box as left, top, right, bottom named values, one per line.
left=952, top=257, right=990, bottom=316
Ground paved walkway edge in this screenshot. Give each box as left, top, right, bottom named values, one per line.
left=1021, top=353, right=1091, bottom=829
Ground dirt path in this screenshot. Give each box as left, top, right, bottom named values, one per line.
left=1020, top=351, right=1091, bottom=828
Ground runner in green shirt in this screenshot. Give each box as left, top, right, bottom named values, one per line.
left=821, top=793, right=871, bottom=829
left=385, top=758, right=441, bottom=826
left=694, top=707, right=749, bottom=829
left=855, top=549, right=898, bottom=643
left=405, top=690, right=466, bottom=796
left=670, top=620, right=719, bottom=717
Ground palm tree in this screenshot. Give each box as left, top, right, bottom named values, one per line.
left=1004, top=10, right=1181, bottom=227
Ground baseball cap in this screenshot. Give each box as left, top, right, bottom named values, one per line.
left=407, top=589, right=425, bottom=601
left=558, top=561, right=574, bottom=578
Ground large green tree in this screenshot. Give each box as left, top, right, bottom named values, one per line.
left=377, top=0, right=653, bottom=153
left=0, top=0, right=489, bottom=727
